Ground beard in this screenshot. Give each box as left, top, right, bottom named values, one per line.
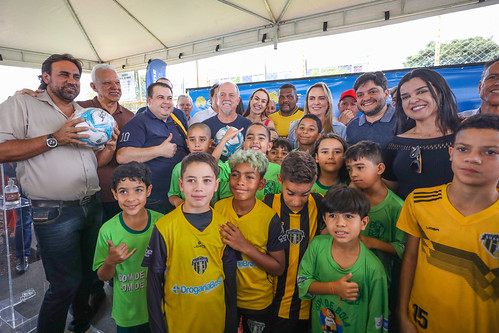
left=49, top=82, right=79, bottom=102
left=359, top=99, right=386, bottom=117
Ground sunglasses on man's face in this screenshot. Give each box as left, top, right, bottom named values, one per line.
left=410, top=145, right=422, bottom=174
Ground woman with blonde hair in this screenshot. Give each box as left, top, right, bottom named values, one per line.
left=288, top=82, right=346, bottom=148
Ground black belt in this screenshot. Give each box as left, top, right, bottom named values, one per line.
left=31, top=194, right=97, bottom=208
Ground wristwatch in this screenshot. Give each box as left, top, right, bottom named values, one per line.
left=46, top=134, right=58, bottom=148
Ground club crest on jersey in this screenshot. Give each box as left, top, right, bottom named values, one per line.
left=247, top=319, right=265, bottom=333
left=192, top=256, right=209, bottom=275
left=286, top=228, right=305, bottom=246
left=479, top=233, right=499, bottom=259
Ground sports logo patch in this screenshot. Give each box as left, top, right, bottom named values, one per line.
left=286, top=228, right=305, bottom=246
left=248, top=319, right=265, bottom=333
left=479, top=233, right=499, bottom=259
left=192, top=256, right=209, bottom=275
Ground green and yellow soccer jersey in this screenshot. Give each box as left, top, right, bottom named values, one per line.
left=152, top=207, right=227, bottom=333
left=263, top=193, right=323, bottom=320
left=218, top=161, right=282, bottom=200
left=297, top=235, right=389, bottom=333
left=397, top=184, right=499, bottom=333
left=361, top=188, right=406, bottom=287
left=167, top=159, right=231, bottom=205
left=215, top=197, right=287, bottom=310
left=93, top=210, right=163, bottom=327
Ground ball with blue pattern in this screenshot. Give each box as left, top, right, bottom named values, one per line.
left=214, top=126, right=243, bottom=159
left=74, top=107, right=116, bottom=147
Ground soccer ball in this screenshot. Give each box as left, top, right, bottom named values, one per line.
left=214, top=126, right=243, bottom=159
left=74, top=108, right=116, bottom=147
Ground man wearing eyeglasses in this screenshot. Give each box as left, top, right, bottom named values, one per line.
left=346, top=71, right=396, bottom=150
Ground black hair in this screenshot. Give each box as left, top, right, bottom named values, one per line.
left=180, top=152, right=219, bottom=178
left=313, top=133, right=350, bottom=184
left=147, top=82, right=172, bottom=99
left=481, top=57, right=499, bottom=80
left=39, top=53, right=83, bottom=90
left=280, top=151, right=317, bottom=184
left=455, top=113, right=499, bottom=139
left=344, top=140, right=384, bottom=165
left=353, top=71, right=388, bottom=92
left=394, top=68, right=460, bottom=135
left=210, top=83, right=220, bottom=98
left=298, top=114, right=323, bottom=133
left=279, top=83, right=297, bottom=93
left=112, top=162, right=152, bottom=191
left=271, top=138, right=292, bottom=151
left=246, top=122, right=271, bottom=141
left=322, top=185, right=370, bottom=218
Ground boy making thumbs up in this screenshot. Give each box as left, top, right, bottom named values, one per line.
left=93, top=162, right=163, bottom=332
left=298, top=186, right=389, bottom=333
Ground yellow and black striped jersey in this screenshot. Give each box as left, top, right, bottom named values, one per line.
left=397, top=184, right=499, bottom=332
left=263, top=192, right=324, bottom=320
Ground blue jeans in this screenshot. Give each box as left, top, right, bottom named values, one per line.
left=32, top=199, right=102, bottom=333
left=15, top=205, right=32, bottom=258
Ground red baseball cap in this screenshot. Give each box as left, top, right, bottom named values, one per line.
left=340, top=89, right=357, bottom=102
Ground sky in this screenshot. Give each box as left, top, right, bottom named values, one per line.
left=0, top=3, right=498, bottom=102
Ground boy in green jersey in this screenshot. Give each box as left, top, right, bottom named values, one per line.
left=93, top=162, right=163, bottom=332
left=215, top=122, right=282, bottom=199
left=298, top=185, right=389, bottom=333
left=168, top=122, right=231, bottom=207
left=344, top=141, right=406, bottom=330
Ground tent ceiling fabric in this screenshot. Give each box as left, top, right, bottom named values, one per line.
left=0, top=0, right=494, bottom=70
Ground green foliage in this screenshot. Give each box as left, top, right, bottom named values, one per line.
left=404, top=36, right=499, bottom=67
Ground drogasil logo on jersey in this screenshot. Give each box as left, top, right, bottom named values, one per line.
left=171, top=276, right=223, bottom=296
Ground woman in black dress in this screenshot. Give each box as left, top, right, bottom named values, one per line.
left=384, top=68, right=461, bottom=199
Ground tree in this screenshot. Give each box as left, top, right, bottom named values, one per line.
left=404, top=36, right=499, bottom=67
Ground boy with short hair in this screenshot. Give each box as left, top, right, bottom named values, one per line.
left=168, top=122, right=230, bottom=206
left=294, top=114, right=323, bottom=154
left=344, top=141, right=406, bottom=289
left=267, top=138, right=291, bottom=165
left=216, top=149, right=287, bottom=333
left=263, top=151, right=324, bottom=333
left=93, top=162, right=163, bottom=332
left=397, top=114, right=499, bottom=333
left=216, top=122, right=282, bottom=199
left=142, top=152, right=238, bottom=333
left=297, top=185, right=389, bottom=333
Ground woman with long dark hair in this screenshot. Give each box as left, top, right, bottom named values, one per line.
left=384, top=68, right=461, bottom=199
left=243, top=88, right=275, bottom=129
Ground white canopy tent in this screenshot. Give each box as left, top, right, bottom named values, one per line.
left=0, top=0, right=496, bottom=71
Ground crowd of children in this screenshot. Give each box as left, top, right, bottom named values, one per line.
left=92, top=113, right=499, bottom=333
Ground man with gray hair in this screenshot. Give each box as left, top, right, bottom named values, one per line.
left=177, top=94, right=193, bottom=121
left=459, top=57, right=499, bottom=117
left=202, top=82, right=252, bottom=161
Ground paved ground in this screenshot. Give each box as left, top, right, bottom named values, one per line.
left=0, top=229, right=116, bottom=333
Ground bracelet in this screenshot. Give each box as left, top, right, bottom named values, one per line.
left=330, top=281, right=335, bottom=295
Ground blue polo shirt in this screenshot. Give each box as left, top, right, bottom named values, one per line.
left=345, top=104, right=396, bottom=150
left=117, top=108, right=188, bottom=200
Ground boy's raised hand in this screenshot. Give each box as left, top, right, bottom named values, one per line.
left=106, top=239, right=137, bottom=265
left=219, top=221, right=251, bottom=253
left=333, top=272, right=359, bottom=301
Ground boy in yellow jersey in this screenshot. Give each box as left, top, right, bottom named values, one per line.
left=344, top=141, right=406, bottom=330
left=262, top=151, right=324, bottom=333
left=93, top=162, right=163, bottom=332
left=398, top=114, right=499, bottom=333
left=216, top=149, right=287, bottom=333
left=142, top=152, right=238, bottom=333
left=168, top=123, right=230, bottom=207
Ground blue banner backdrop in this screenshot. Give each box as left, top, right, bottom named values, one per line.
left=187, top=64, right=483, bottom=118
